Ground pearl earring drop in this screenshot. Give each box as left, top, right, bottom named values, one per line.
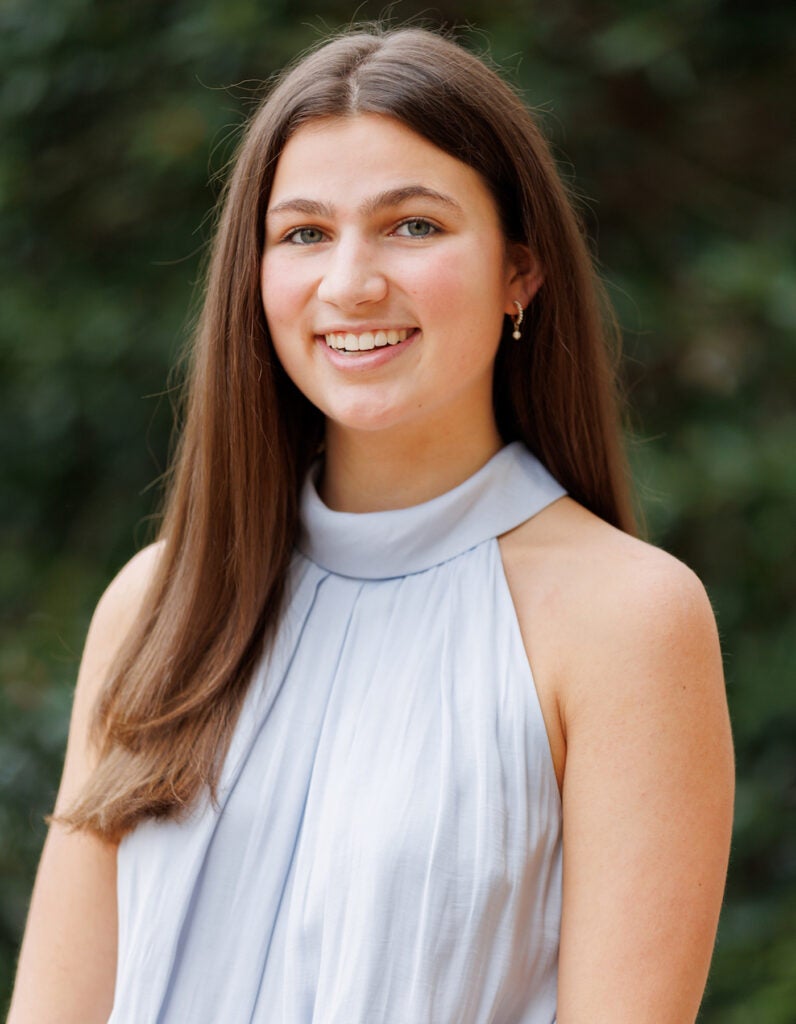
left=512, top=300, right=524, bottom=340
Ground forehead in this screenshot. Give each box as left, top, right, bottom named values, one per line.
left=268, top=113, right=499, bottom=217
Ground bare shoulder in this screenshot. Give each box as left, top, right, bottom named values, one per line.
left=501, top=497, right=720, bottom=653
left=499, top=497, right=726, bottom=738
left=55, top=541, right=165, bottom=810
left=75, top=541, right=164, bottom=710
left=87, top=541, right=164, bottom=646
left=501, top=495, right=712, bottom=613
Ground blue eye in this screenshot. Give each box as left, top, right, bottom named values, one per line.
left=395, top=218, right=436, bottom=238
left=286, top=226, right=325, bottom=245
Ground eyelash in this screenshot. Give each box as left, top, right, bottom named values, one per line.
left=281, top=217, right=440, bottom=245
left=283, top=226, right=326, bottom=245
left=393, top=217, right=439, bottom=238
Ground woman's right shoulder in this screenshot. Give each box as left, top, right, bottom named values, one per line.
left=89, top=540, right=165, bottom=645
left=55, top=542, right=166, bottom=810
left=79, top=539, right=165, bottom=699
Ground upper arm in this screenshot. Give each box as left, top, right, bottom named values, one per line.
left=556, top=554, right=734, bottom=1024
left=7, top=544, right=162, bottom=1024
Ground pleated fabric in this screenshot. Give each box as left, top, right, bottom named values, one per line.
left=109, top=442, right=566, bottom=1024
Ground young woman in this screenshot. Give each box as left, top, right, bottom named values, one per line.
left=8, top=26, right=734, bottom=1024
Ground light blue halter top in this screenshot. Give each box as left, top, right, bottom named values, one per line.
left=110, top=442, right=566, bottom=1024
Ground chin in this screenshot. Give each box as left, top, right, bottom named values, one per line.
left=322, top=397, right=419, bottom=437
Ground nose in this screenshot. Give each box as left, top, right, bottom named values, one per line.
left=316, top=233, right=388, bottom=309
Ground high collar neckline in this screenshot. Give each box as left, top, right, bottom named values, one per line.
left=297, top=442, right=566, bottom=581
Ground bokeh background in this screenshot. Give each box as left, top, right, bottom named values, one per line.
left=1, top=0, right=794, bottom=1017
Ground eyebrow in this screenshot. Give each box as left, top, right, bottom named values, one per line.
left=266, top=185, right=463, bottom=220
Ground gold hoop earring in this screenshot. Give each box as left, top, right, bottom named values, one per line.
left=511, top=300, right=524, bottom=340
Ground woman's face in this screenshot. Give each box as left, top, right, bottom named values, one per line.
left=261, top=113, right=532, bottom=440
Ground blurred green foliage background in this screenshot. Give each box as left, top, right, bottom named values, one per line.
left=1, top=0, right=794, bottom=1018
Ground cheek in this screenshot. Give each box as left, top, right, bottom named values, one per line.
left=401, top=253, right=475, bottom=321
left=260, top=254, right=308, bottom=337
left=409, top=247, right=509, bottom=351
left=259, top=258, right=313, bottom=394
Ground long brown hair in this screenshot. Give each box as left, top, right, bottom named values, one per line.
left=63, top=25, right=636, bottom=839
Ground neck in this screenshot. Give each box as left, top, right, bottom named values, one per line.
left=319, top=412, right=503, bottom=513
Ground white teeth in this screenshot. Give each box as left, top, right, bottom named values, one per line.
left=323, top=328, right=412, bottom=352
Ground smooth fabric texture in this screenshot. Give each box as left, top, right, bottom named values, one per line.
left=110, top=442, right=566, bottom=1024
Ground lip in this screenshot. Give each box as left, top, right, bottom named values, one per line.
left=315, top=328, right=420, bottom=369
left=318, top=324, right=417, bottom=335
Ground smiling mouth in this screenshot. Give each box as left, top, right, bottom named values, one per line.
left=323, top=328, right=415, bottom=352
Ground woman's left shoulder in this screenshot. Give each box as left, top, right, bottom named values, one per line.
left=499, top=496, right=726, bottom=716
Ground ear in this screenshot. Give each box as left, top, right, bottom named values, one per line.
left=504, top=243, right=544, bottom=313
